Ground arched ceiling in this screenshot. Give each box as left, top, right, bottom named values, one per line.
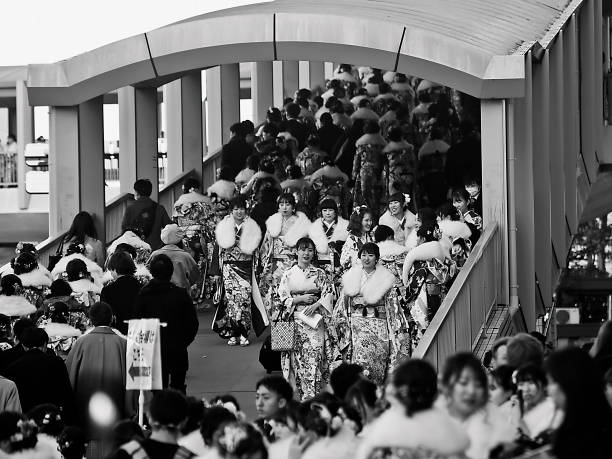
left=26, top=0, right=575, bottom=106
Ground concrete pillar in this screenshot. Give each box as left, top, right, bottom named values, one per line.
left=16, top=81, right=33, bottom=210
left=207, top=64, right=240, bottom=152
left=480, top=99, right=509, bottom=306
left=299, top=61, right=326, bottom=93
left=579, top=0, right=598, bottom=181
left=164, top=73, right=203, bottom=182
left=252, top=62, right=274, bottom=125
left=273, top=61, right=299, bottom=107
left=8, top=107, right=16, bottom=137
left=118, top=86, right=159, bottom=200
left=324, top=62, right=334, bottom=81
left=48, top=97, right=105, bottom=240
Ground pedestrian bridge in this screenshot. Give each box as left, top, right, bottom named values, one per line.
left=2, top=0, right=611, bottom=367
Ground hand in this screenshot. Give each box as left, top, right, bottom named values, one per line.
left=303, top=302, right=321, bottom=316
left=296, top=294, right=317, bottom=305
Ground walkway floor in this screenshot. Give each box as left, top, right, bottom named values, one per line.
left=186, top=309, right=270, bottom=420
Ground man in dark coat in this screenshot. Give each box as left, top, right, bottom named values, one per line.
left=280, top=102, right=312, bottom=151
left=4, top=327, right=75, bottom=420
left=101, top=251, right=142, bottom=335
left=220, top=122, right=252, bottom=179
left=0, top=317, right=34, bottom=372
left=134, top=254, right=198, bottom=393
left=65, top=302, right=135, bottom=430
left=121, top=179, right=172, bottom=251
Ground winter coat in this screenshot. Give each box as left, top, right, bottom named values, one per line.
left=100, top=275, right=142, bottom=335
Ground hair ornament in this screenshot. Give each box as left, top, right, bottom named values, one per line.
left=218, top=424, right=248, bottom=454
left=10, top=419, right=37, bottom=444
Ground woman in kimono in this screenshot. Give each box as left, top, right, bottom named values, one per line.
left=374, top=225, right=409, bottom=284
left=259, top=193, right=312, bottom=322
left=379, top=192, right=417, bottom=246
left=352, top=120, right=387, bottom=218
left=173, top=178, right=217, bottom=304
left=10, top=252, right=52, bottom=309
left=308, top=160, right=351, bottom=219
left=213, top=196, right=267, bottom=347
left=276, top=237, right=335, bottom=400
left=340, top=206, right=374, bottom=270
left=333, top=243, right=411, bottom=386
left=437, top=202, right=473, bottom=270
left=308, top=199, right=349, bottom=288
left=402, top=224, right=455, bottom=347
left=383, top=126, right=417, bottom=198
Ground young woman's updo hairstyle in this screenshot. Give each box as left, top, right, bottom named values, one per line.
left=277, top=193, right=296, bottom=210
left=417, top=223, right=440, bottom=243
left=358, top=242, right=380, bottom=261
left=10, top=252, right=38, bottom=275
left=49, top=279, right=72, bottom=298
left=213, top=421, right=267, bottom=458
left=418, top=207, right=437, bottom=225
left=363, top=120, right=381, bottom=135
left=182, top=178, right=200, bottom=194
left=392, top=359, right=438, bottom=416
left=0, top=412, right=38, bottom=453
left=65, top=259, right=90, bottom=282
left=347, top=206, right=372, bottom=236
left=66, top=242, right=86, bottom=256
left=374, top=225, right=394, bottom=243
left=0, top=275, right=22, bottom=296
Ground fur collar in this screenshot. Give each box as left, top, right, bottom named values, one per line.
left=378, top=240, right=409, bottom=260
left=0, top=263, right=51, bottom=279
left=309, top=166, right=348, bottom=183
left=342, top=265, right=395, bottom=304
left=216, top=216, right=262, bottom=255
left=107, top=231, right=151, bottom=255
left=17, top=268, right=52, bottom=288
left=68, top=278, right=102, bottom=294
left=265, top=212, right=311, bottom=247
left=351, top=107, right=379, bottom=121
left=438, top=220, right=472, bottom=240
left=355, top=133, right=387, bottom=147
left=207, top=180, right=236, bottom=201
left=379, top=210, right=416, bottom=230
left=405, top=230, right=418, bottom=250
left=383, top=140, right=413, bottom=153
left=102, top=264, right=151, bottom=285
left=402, top=241, right=451, bottom=285
left=51, top=253, right=103, bottom=282
left=308, top=218, right=349, bottom=253
left=42, top=322, right=82, bottom=338
left=286, top=265, right=319, bottom=292
left=0, top=295, right=36, bottom=316
left=173, top=191, right=211, bottom=208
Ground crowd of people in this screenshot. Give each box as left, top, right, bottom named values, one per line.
left=0, top=63, right=609, bottom=459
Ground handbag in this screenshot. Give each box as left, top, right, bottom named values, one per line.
left=47, top=238, right=65, bottom=272
left=271, top=303, right=296, bottom=352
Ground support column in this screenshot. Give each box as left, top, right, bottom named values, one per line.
left=16, top=81, right=33, bottom=210
left=299, top=61, right=326, bottom=93
left=252, top=62, right=274, bottom=125
left=579, top=0, right=598, bottom=181
left=207, top=64, right=240, bottom=152
left=8, top=107, right=16, bottom=137
left=273, top=61, right=299, bottom=107
left=164, top=73, right=203, bottom=182
left=48, top=97, right=105, bottom=240
left=118, top=87, right=159, bottom=200
left=480, top=99, right=509, bottom=307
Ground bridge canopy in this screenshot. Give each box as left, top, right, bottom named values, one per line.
left=26, top=0, right=574, bottom=105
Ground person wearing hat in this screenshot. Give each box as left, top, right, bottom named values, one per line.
left=379, top=192, right=417, bottom=246
left=148, top=224, right=199, bottom=292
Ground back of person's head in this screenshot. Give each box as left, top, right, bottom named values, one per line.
left=436, top=202, right=459, bottom=221
left=149, top=389, right=188, bottom=430
left=66, top=242, right=86, bottom=256
left=262, top=122, right=280, bottom=138
left=66, top=259, right=89, bottom=282
left=259, top=160, right=275, bottom=175
left=296, top=88, right=312, bottom=100
left=0, top=412, right=38, bottom=453
left=241, top=120, right=255, bottom=135
left=11, top=252, right=38, bottom=275
left=1, top=274, right=22, bottom=296
left=246, top=154, right=260, bottom=171
left=66, top=211, right=97, bottom=242
left=21, top=327, right=48, bottom=350
left=49, top=279, right=72, bottom=298
left=57, top=426, right=87, bottom=459
left=374, top=224, right=395, bottom=243
left=13, top=318, right=34, bottom=343
left=418, top=207, right=437, bottom=226
left=108, top=251, right=136, bottom=276
left=110, top=420, right=144, bottom=450
left=49, top=302, right=69, bottom=324
left=134, top=179, right=153, bottom=197
left=209, top=394, right=241, bottom=415
left=27, top=404, right=64, bottom=437
left=319, top=112, right=333, bottom=126
left=200, top=406, right=237, bottom=446
left=183, top=178, right=200, bottom=194
left=16, top=242, right=38, bottom=258
left=387, top=126, right=403, bottom=143
left=148, top=254, right=174, bottom=282
left=266, top=107, right=282, bottom=123
left=306, top=134, right=320, bottom=148
left=330, top=363, right=363, bottom=400
left=115, top=243, right=138, bottom=259
left=285, top=102, right=301, bottom=119
left=181, top=397, right=205, bottom=435
left=295, top=97, right=309, bottom=109
left=392, top=359, right=438, bottom=416
left=213, top=422, right=267, bottom=458
left=89, top=302, right=113, bottom=327
left=358, top=98, right=371, bottom=108
left=363, top=120, right=380, bottom=135
left=230, top=122, right=244, bottom=137
left=506, top=333, right=544, bottom=369
left=287, top=165, right=303, bottom=180
left=490, top=365, right=516, bottom=394
left=256, top=375, right=294, bottom=403
left=345, top=378, right=377, bottom=423
left=218, top=167, right=235, bottom=182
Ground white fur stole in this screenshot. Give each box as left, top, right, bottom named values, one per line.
left=265, top=212, right=311, bottom=247
left=402, top=241, right=451, bottom=285
left=0, top=295, right=36, bottom=317
left=51, top=253, right=104, bottom=284
left=68, top=278, right=102, bottom=295
left=308, top=218, right=349, bottom=254
left=16, top=267, right=52, bottom=288
left=42, top=322, right=82, bottom=338
left=378, top=240, right=409, bottom=260
left=108, top=231, right=152, bottom=256
left=286, top=266, right=319, bottom=292
left=438, top=220, right=472, bottom=240
left=216, top=216, right=262, bottom=255
left=342, top=265, right=396, bottom=305
left=207, top=180, right=236, bottom=201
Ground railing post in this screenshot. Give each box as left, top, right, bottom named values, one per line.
left=15, top=80, right=33, bottom=210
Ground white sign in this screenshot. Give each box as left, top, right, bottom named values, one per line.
left=126, top=318, right=162, bottom=390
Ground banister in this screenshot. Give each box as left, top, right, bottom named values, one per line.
left=159, top=169, right=195, bottom=195
left=413, top=222, right=499, bottom=361
left=106, top=191, right=135, bottom=208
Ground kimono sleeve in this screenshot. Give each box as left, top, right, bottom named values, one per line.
left=277, top=269, right=294, bottom=313
left=315, top=268, right=334, bottom=313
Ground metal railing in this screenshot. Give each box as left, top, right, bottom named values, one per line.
left=104, top=153, right=168, bottom=186
left=413, top=223, right=501, bottom=370
left=202, top=147, right=223, bottom=190
left=105, top=192, right=135, bottom=243
left=158, top=169, right=195, bottom=216
left=0, top=155, right=17, bottom=187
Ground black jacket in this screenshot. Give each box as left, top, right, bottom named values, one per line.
left=221, top=136, right=252, bottom=179
left=101, top=275, right=142, bottom=335
left=134, top=280, right=198, bottom=368
left=121, top=197, right=172, bottom=251
left=4, top=349, right=75, bottom=419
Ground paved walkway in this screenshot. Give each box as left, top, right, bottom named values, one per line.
left=186, top=309, right=271, bottom=419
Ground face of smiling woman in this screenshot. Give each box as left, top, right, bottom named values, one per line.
left=297, top=244, right=315, bottom=266
left=360, top=250, right=377, bottom=271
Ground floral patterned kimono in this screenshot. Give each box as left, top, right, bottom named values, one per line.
left=352, top=134, right=387, bottom=218
left=333, top=265, right=411, bottom=386
left=277, top=264, right=335, bottom=400
left=15, top=268, right=52, bottom=309
left=296, top=147, right=328, bottom=177
left=438, top=220, right=473, bottom=270
left=309, top=167, right=351, bottom=218
left=213, top=216, right=267, bottom=339
left=259, top=212, right=312, bottom=321
left=340, top=232, right=373, bottom=271
left=379, top=209, right=417, bottom=246
left=308, top=217, right=349, bottom=291
left=173, top=192, right=217, bottom=303
left=383, top=140, right=417, bottom=197
left=107, top=231, right=152, bottom=265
